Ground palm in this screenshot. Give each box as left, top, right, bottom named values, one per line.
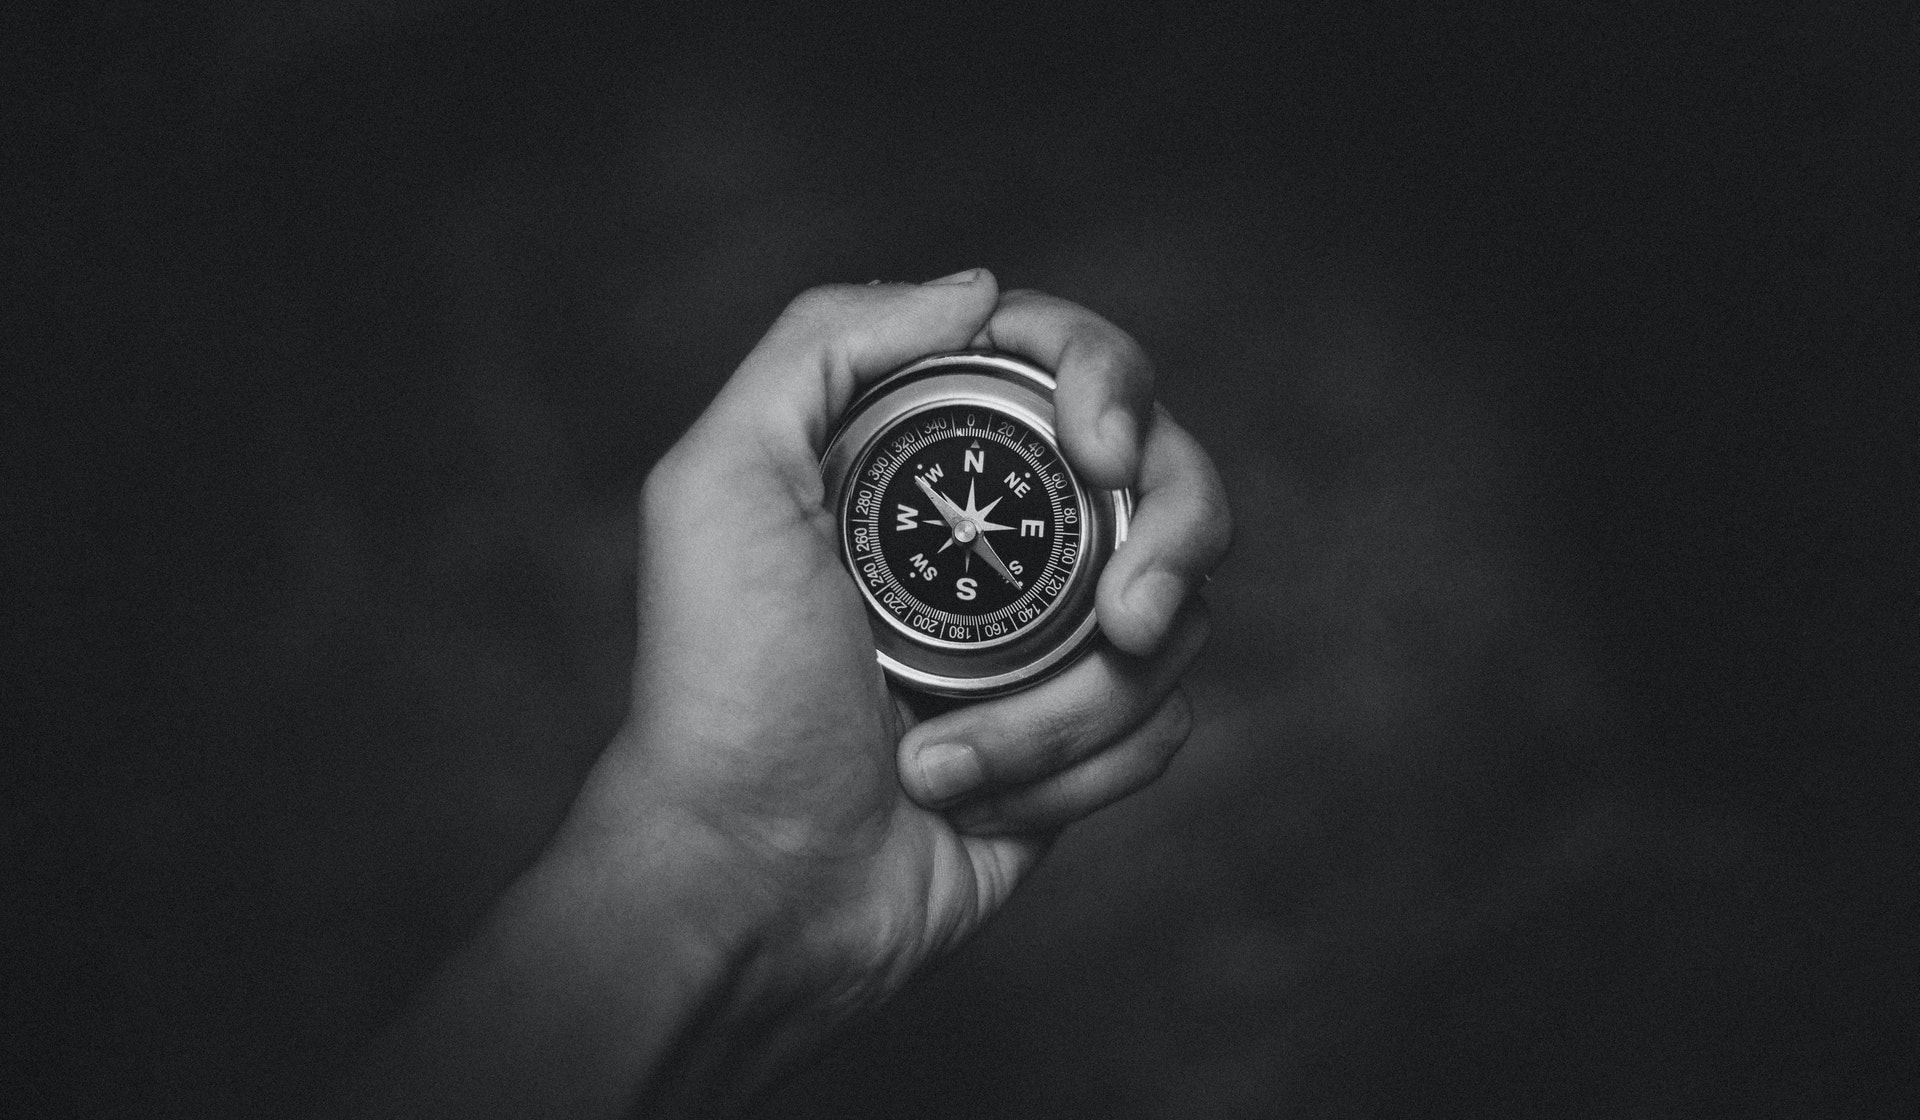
left=631, top=455, right=1037, bottom=983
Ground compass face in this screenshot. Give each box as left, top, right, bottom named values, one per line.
left=843, top=404, right=1083, bottom=648
left=822, top=352, right=1130, bottom=696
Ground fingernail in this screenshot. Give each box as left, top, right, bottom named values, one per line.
left=1099, top=408, right=1136, bottom=462
left=924, top=268, right=981, bottom=286
left=916, top=742, right=985, bottom=803
left=1125, top=570, right=1184, bottom=635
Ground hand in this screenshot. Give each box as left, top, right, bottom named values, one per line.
left=609, top=269, right=1230, bottom=1104
left=325, top=270, right=1231, bottom=1118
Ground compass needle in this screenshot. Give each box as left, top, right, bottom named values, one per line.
left=971, top=535, right=1021, bottom=588
left=822, top=353, right=1131, bottom=695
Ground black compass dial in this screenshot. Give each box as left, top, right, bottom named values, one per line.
left=843, top=404, right=1084, bottom=648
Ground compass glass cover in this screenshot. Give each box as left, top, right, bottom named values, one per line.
left=842, top=403, right=1085, bottom=649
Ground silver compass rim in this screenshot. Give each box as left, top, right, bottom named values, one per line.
left=821, top=352, right=1133, bottom=697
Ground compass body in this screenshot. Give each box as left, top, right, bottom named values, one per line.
left=821, top=352, right=1130, bottom=696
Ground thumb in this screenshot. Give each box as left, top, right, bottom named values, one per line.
left=704, top=271, right=1000, bottom=461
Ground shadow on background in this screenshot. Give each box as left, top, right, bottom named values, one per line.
left=9, top=2, right=1917, bottom=1116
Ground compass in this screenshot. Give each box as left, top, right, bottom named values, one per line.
left=821, top=352, right=1131, bottom=696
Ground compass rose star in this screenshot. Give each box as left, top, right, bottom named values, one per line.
left=958, top=480, right=1015, bottom=535
left=913, top=473, right=1025, bottom=588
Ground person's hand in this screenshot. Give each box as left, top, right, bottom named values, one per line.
left=600, top=268, right=1228, bottom=1103
left=324, top=271, right=1230, bottom=1118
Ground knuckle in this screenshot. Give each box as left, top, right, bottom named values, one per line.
left=1115, top=332, right=1157, bottom=391
left=1123, top=693, right=1192, bottom=792
left=1030, top=703, right=1095, bottom=771
left=1135, top=744, right=1178, bottom=790
left=1017, top=688, right=1120, bottom=775
left=1122, top=726, right=1182, bottom=793
left=781, top=284, right=865, bottom=328
left=1070, top=326, right=1154, bottom=393
left=1181, top=465, right=1235, bottom=566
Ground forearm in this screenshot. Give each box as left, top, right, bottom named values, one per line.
left=320, top=784, right=769, bottom=1118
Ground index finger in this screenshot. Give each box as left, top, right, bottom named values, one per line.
left=970, top=290, right=1156, bottom=491
left=697, top=270, right=1001, bottom=466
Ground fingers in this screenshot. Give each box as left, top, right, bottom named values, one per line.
left=1096, top=408, right=1233, bottom=657
left=898, top=599, right=1210, bottom=808
left=971, top=290, right=1156, bottom=491
left=701, top=270, right=1001, bottom=462
left=970, top=291, right=1230, bottom=655
left=950, top=689, right=1193, bottom=835
left=886, top=293, right=1228, bottom=836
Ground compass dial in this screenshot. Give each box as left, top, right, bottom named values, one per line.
left=844, top=405, right=1083, bottom=648
left=822, top=352, right=1130, bottom=696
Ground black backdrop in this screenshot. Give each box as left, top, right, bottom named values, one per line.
left=9, top=2, right=1917, bottom=1115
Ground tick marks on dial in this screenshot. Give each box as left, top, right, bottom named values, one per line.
left=847, top=403, right=1083, bottom=642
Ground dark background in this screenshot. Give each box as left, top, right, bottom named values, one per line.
left=8, top=2, right=1917, bottom=1115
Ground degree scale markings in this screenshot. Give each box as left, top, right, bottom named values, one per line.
left=845, top=405, right=1083, bottom=647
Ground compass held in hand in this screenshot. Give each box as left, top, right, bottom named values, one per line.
left=821, top=352, right=1131, bottom=696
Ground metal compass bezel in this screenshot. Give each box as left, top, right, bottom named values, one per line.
left=821, top=352, right=1132, bottom=697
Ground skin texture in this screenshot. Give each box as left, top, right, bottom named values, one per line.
left=323, top=272, right=1232, bottom=1117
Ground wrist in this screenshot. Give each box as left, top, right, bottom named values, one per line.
left=545, top=735, right=907, bottom=1113
left=533, top=790, right=771, bottom=1113
left=328, top=756, right=788, bottom=1118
